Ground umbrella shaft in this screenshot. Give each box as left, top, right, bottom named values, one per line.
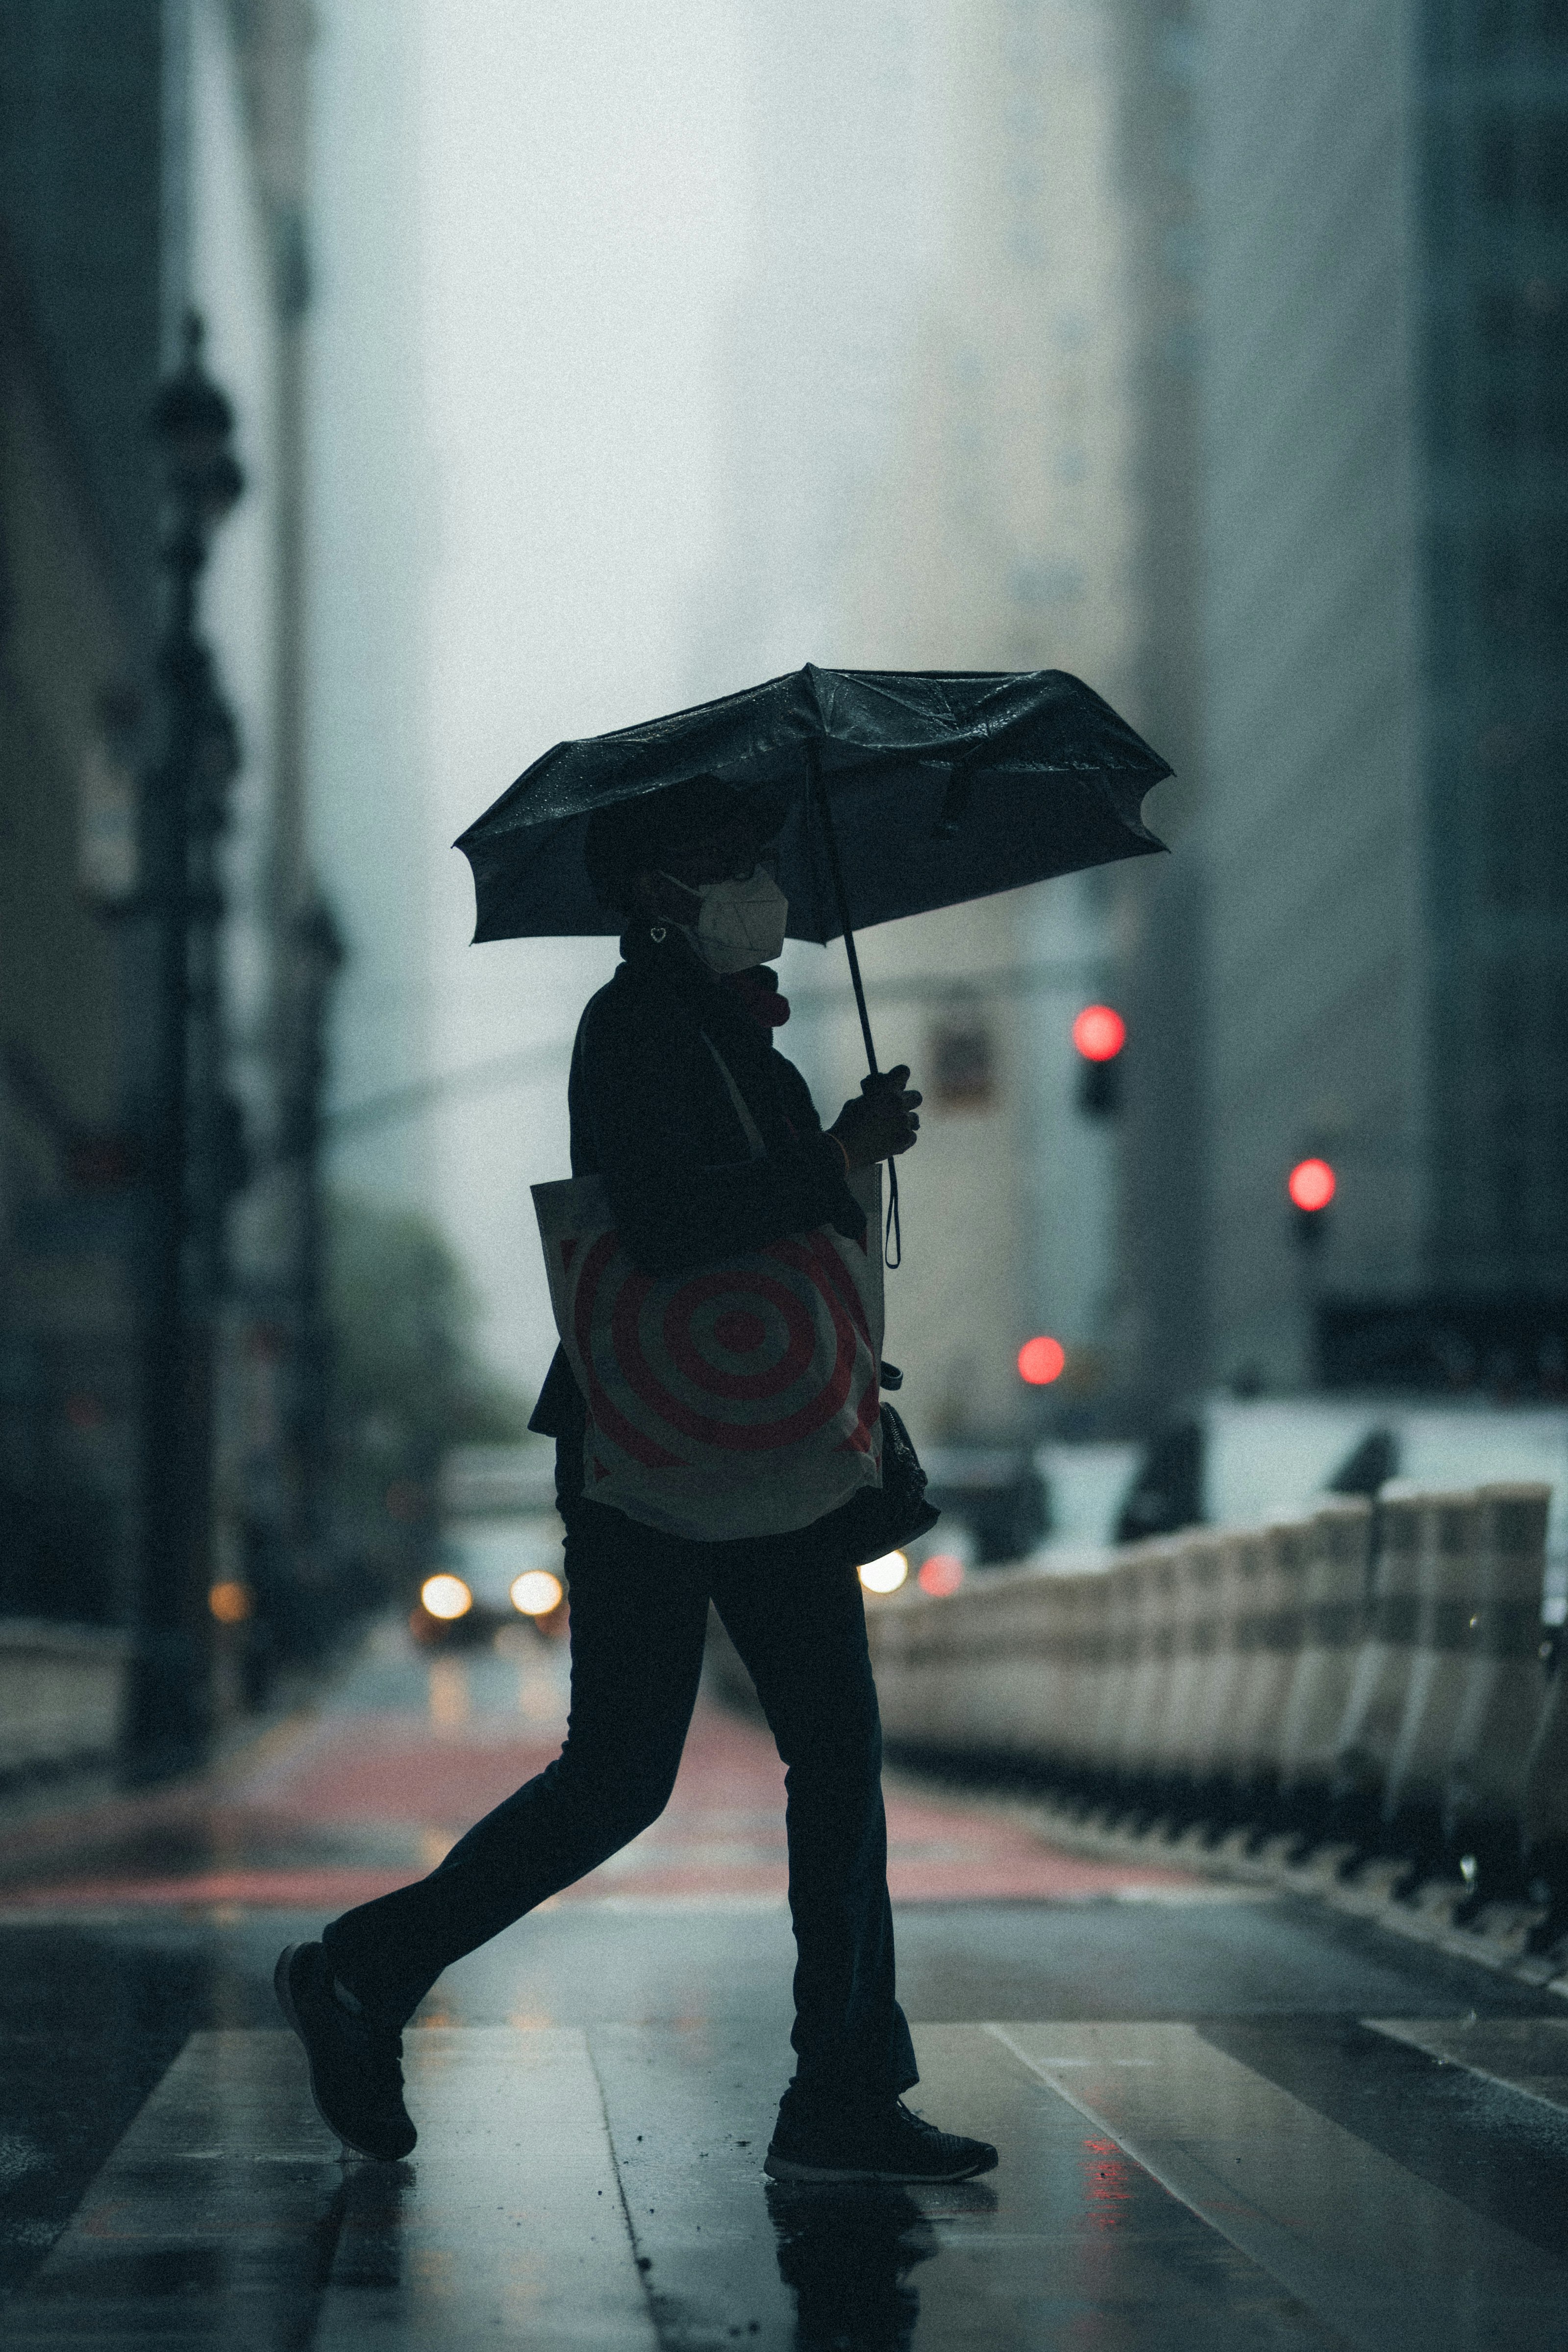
left=842, top=927, right=879, bottom=1078
left=807, top=745, right=901, bottom=1268
left=807, top=745, right=879, bottom=1080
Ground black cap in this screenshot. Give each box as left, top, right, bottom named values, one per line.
left=583, top=776, right=783, bottom=911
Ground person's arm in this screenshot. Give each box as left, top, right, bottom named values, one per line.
left=809, top=1060, right=923, bottom=1173
left=580, top=1001, right=862, bottom=1276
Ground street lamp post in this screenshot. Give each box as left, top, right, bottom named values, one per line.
left=122, top=314, right=244, bottom=1785
left=276, top=896, right=346, bottom=1652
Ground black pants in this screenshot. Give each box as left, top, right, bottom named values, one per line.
left=322, top=1499, right=917, bottom=2115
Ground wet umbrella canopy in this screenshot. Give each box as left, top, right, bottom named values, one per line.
left=455, top=665, right=1170, bottom=947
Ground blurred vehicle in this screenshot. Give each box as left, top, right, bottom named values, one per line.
left=413, top=1442, right=570, bottom=1648
left=1035, top=1398, right=1568, bottom=1617
left=1202, top=1397, right=1568, bottom=1611
left=1032, top=1440, right=1144, bottom=1561
left=409, top=1536, right=568, bottom=1650
left=921, top=1447, right=1049, bottom=1567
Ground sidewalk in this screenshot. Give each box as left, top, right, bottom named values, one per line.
left=0, top=1618, right=1199, bottom=1915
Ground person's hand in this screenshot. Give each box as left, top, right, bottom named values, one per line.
left=831, top=1067, right=922, bottom=1170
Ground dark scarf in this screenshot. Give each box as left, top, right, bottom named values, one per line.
left=721, top=965, right=791, bottom=1031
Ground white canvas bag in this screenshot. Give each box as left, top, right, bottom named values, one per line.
left=531, top=1038, right=885, bottom=1540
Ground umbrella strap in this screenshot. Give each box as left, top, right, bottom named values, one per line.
left=807, top=747, right=902, bottom=1271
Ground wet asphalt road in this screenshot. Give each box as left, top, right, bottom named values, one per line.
left=1, top=1619, right=1566, bottom=2346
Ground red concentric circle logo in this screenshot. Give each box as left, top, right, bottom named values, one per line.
left=571, top=1230, right=878, bottom=1459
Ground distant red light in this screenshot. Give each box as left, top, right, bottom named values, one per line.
left=1018, top=1335, right=1066, bottom=1386
left=1072, top=1005, right=1126, bottom=1063
left=1288, top=1157, right=1337, bottom=1213
left=918, top=1554, right=966, bottom=1598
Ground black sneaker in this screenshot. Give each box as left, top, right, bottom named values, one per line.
left=274, top=1941, right=417, bottom=2161
left=764, top=2098, right=997, bottom=2185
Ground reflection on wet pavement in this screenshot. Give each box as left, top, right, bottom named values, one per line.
left=767, top=2183, right=936, bottom=2352
left=9, top=2018, right=1567, bottom=2347
left=3, top=1619, right=1568, bottom=2344
left=0, top=1617, right=1203, bottom=1915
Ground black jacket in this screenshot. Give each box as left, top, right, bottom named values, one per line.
left=529, top=924, right=865, bottom=1493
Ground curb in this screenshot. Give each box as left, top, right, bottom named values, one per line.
left=1004, top=1790, right=1568, bottom=1998
left=878, top=1757, right=1568, bottom=2001
left=0, top=1698, right=324, bottom=1888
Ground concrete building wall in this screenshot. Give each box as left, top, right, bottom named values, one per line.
left=0, top=2, right=175, bottom=1627
left=0, top=0, right=165, bottom=651
left=1415, top=0, right=1568, bottom=1301
left=0, top=258, right=143, bottom=1621
left=1198, top=0, right=1568, bottom=1393
left=0, top=0, right=326, bottom=1640
left=1197, top=0, right=1427, bottom=1387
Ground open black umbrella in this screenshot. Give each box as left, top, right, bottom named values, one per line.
left=457, top=664, right=1169, bottom=949
left=456, top=664, right=1171, bottom=1257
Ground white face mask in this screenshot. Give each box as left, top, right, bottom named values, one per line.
left=661, top=865, right=789, bottom=973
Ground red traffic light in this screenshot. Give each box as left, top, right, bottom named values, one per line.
left=1288, top=1157, right=1337, bottom=1213
left=917, top=1553, right=966, bottom=1598
left=1072, top=1005, right=1126, bottom=1063
left=1018, top=1334, right=1066, bottom=1386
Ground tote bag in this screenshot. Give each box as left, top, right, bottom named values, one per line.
left=531, top=1044, right=885, bottom=1540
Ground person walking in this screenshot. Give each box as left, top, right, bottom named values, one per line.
left=276, top=775, right=997, bottom=2185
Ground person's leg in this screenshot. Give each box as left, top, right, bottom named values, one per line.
left=711, top=1538, right=917, bottom=2118
left=321, top=1502, right=710, bottom=2026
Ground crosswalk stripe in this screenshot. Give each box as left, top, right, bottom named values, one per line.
left=989, top=2021, right=1568, bottom=2352
left=0, top=2030, right=345, bottom=2348
left=10, top=2020, right=1566, bottom=2348
left=313, top=2028, right=656, bottom=2351
left=1367, top=2015, right=1568, bottom=2115
left=2, top=2029, right=656, bottom=2351
left=903, top=2023, right=1347, bottom=2350
left=590, top=2019, right=1351, bottom=2350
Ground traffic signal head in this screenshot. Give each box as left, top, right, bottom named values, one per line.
left=1288, top=1158, right=1336, bottom=1212
left=1018, top=1334, right=1066, bottom=1385
left=1288, top=1157, right=1336, bottom=1247
left=1073, top=1005, right=1125, bottom=1116
left=1072, top=1004, right=1126, bottom=1062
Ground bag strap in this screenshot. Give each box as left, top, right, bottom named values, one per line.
left=700, top=1033, right=767, bottom=1161
left=578, top=1002, right=767, bottom=1166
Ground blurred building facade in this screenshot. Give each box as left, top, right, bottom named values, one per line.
left=1198, top=0, right=1568, bottom=1394
left=828, top=0, right=1146, bottom=1448
left=307, top=0, right=434, bottom=1205
left=0, top=1, right=338, bottom=1712
left=701, top=0, right=1196, bottom=1448
left=690, top=0, right=944, bottom=684
left=1101, top=0, right=1204, bottom=1425
left=0, top=230, right=144, bottom=1622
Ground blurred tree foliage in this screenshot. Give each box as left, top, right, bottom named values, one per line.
left=325, top=1191, right=531, bottom=1604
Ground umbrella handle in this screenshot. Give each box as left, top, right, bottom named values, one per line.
left=807, top=745, right=902, bottom=1270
